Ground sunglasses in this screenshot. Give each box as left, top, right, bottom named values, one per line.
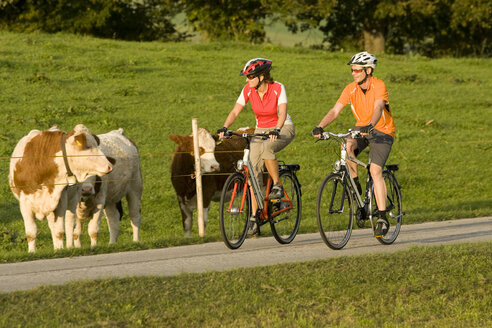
left=351, top=68, right=365, bottom=73
left=246, top=75, right=256, bottom=80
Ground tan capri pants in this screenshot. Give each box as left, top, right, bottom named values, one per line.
left=249, top=124, right=295, bottom=187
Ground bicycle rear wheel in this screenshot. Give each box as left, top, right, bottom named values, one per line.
left=270, top=170, right=301, bottom=244
left=219, top=172, right=250, bottom=249
left=373, top=171, right=403, bottom=245
left=317, top=173, right=355, bottom=250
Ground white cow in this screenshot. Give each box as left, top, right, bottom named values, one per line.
left=9, top=124, right=113, bottom=252
left=75, top=128, right=142, bottom=247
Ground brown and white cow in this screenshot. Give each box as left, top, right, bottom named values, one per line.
left=9, top=124, right=113, bottom=252
left=75, top=128, right=142, bottom=247
left=170, top=128, right=253, bottom=236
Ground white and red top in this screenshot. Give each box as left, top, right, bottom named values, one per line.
left=236, top=81, right=293, bottom=128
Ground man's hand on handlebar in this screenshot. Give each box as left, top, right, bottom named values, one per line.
left=312, top=126, right=324, bottom=139
left=359, top=123, right=374, bottom=136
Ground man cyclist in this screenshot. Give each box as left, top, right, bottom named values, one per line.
left=312, top=51, right=395, bottom=237
left=218, top=58, right=295, bottom=233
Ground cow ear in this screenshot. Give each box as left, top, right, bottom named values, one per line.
left=92, top=134, right=101, bottom=146
left=169, top=134, right=184, bottom=146
left=72, top=134, right=87, bottom=150
left=106, top=156, right=116, bottom=165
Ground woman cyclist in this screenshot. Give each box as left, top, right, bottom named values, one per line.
left=218, top=58, right=295, bottom=233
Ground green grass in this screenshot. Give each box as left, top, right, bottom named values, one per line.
left=0, top=31, right=491, bottom=260
left=1, top=242, right=490, bottom=327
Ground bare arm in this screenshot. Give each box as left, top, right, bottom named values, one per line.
left=267, top=103, right=287, bottom=142
left=276, top=103, right=287, bottom=129
left=219, top=103, right=244, bottom=138
left=223, top=103, right=244, bottom=128
left=369, top=99, right=385, bottom=126
left=317, top=102, right=344, bottom=129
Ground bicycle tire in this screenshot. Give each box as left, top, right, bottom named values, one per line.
left=316, top=172, right=355, bottom=250
left=219, top=172, right=250, bottom=249
left=374, top=171, right=403, bottom=245
left=270, top=170, right=302, bottom=244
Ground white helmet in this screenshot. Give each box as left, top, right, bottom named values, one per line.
left=347, top=51, right=377, bottom=69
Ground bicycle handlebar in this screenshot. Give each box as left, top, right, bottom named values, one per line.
left=318, top=129, right=361, bottom=141
left=223, top=130, right=277, bottom=140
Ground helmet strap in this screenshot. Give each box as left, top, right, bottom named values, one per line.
left=358, top=68, right=369, bottom=85
left=255, top=75, right=264, bottom=90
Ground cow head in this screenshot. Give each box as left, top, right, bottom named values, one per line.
left=65, top=124, right=113, bottom=182
left=169, top=128, right=220, bottom=173
left=80, top=175, right=102, bottom=199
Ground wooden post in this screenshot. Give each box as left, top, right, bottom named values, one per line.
left=192, top=118, right=205, bottom=237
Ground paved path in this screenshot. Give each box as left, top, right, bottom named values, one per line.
left=1, top=217, right=491, bottom=293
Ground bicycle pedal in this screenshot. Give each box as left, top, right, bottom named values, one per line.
left=270, top=199, right=281, bottom=204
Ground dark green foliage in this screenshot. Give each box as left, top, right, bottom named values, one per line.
left=266, top=0, right=491, bottom=57
left=179, top=0, right=267, bottom=42
left=1, top=0, right=490, bottom=55
left=0, top=0, right=187, bottom=41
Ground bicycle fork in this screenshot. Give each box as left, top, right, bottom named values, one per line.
left=228, top=149, right=265, bottom=216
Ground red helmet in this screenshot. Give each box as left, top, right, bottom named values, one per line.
left=240, top=58, right=272, bottom=76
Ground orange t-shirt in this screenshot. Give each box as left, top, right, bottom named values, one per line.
left=336, top=77, right=395, bottom=137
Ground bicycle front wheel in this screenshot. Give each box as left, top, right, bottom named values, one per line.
left=374, top=171, right=403, bottom=245
left=219, top=172, right=250, bottom=249
left=270, top=170, right=302, bottom=244
left=316, top=173, right=355, bottom=250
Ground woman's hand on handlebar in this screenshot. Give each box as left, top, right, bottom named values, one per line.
left=217, top=126, right=227, bottom=139
left=268, top=127, right=281, bottom=142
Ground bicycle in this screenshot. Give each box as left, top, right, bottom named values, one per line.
left=218, top=131, right=302, bottom=249
left=316, top=130, right=404, bottom=250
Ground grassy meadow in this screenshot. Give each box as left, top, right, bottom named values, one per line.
left=1, top=242, right=490, bottom=327
left=0, top=30, right=491, bottom=260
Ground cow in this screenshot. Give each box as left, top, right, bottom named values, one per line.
left=9, top=124, right=113, bottom=252
left=169, top=127, right=253, bottom=236
left=75, top=128, right=142, bottom=247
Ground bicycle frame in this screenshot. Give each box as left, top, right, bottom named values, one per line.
left=316, top=129, right=404, bottom=249
left=322, top=131, right=377, bottom=229
left=226, top=133, right=294, bottom=220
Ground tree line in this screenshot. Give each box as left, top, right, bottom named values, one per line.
left=1, top=0, right=490, bottom=57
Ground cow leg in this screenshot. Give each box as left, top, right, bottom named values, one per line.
left=19, top=201, right=37, bottom=253
left=47, top=190, right=67, bottom=250
left=178, top=197, right=194, bottom=237
left=104, top=203, right=121, bottom=244
left=203, top=206, right=210, bottom=233
left=126, top=191, right=142, bottom=242
left=64, top=210, right=75, bottom=249
left=74, top=218, right=83, bottom=248
left=88, top=205, right=104, bottom=247
left=47, top=211, right=65, bottom=250
left=64, top=188, right=79, bottom=249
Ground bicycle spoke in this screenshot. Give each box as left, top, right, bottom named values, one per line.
left=219, top=173, right=250, bottom=249
left=270, top=171, right=301, bottom=244
left=317, top=173, right=354, bottom=250
left=375, top=172, right=403, bottom=245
